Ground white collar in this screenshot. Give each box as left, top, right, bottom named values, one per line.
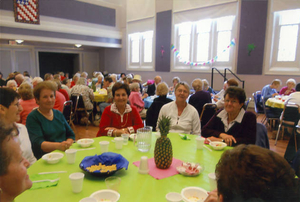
left=217, top=108, right=245, bottom=124
left=110, top=103, right=132, bottom=115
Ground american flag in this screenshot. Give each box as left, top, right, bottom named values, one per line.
left=14, top=0, right=40, bottom=24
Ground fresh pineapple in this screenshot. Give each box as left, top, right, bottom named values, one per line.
left=154, top=115, right=173, bottom=169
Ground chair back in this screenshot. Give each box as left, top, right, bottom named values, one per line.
left=281, top=99, right=300, bottom=124
left=255, top=123, right=270, bottom=149
left=62, top=100, right=73, bottom=123
left=71, top=93, right=86, bottom=113
left=200, top=103, right=218, bottom=127
left=252, top=91, right=264, bottom=114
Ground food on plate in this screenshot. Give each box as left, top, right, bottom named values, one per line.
left=177, top=162, right=203, bottom=176
left=99, top=199, right=111, bottom=202
left=86, top=163, right=117, bottom=173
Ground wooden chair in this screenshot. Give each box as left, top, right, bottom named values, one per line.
left=62, top=100, right=77, bottom=133
left=200, top=103, right=218, bottom=127
left=275, top=99, right=300, bottom=146
left=71, top=93, right=94, bottom=130
left=261, top=96, right=280, bottom=129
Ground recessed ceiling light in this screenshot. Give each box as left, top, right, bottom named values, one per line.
left=15, top=40, right=24, bottom=44
left=75, top=44, right=82, bottom=48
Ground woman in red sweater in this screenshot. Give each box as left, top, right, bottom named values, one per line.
left=97, top=82, right=144, bottom=137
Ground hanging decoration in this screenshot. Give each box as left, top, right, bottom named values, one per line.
left=171, top=38, right=236, bottom=66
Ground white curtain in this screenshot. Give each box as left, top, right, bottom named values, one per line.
left=127, top=17, right=155, bottom=34
left=173, top=2, right=238, bottom=24
left=271, top=0, right=300, bottom=12
left=127, top=0, right=155, bottom=22
left=173, top=0, right=237, bottom=13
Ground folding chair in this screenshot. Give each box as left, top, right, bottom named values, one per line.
left=261, top=96, right=280, bottom=129
left=255, top=123, right=270, bottom=149
left=275, top=99, right=300, bottom=146
left=252, top=91, right=265, bottom=122
left=62, top=100, right=77, bottom=133
left=71, top=93, right=94, bottom=130
left=200, top=103, right=218, bottom=127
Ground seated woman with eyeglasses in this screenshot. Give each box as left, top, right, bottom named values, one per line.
left=157, top=82, right=200, bottom=135
left=97, top=82, right=144, bottom=137
left=202, top=87, right=256, bottom=146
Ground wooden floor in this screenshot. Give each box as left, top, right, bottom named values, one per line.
left=73, top=113, right=289, bottom=157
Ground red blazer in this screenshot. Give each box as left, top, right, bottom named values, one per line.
left=97, top=104, right=144, bottom=137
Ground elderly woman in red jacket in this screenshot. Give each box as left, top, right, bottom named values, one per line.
left=97, top=82, right=144, bottom=137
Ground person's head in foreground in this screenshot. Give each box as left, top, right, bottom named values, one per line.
left=0, top=122, right=32, bottom=202
left=214, top=144, right=299, bottom=202
left=223, top=87, right=246, bottom=115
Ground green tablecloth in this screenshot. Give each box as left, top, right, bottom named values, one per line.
left=16, top=133, right=230, bottom=202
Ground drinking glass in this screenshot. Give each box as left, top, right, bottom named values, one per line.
left=137, top=127, right=152, bottom=152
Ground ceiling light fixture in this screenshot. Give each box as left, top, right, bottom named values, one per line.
left=75, top=44, right=82, bottom=48
left=15, top=40, right=24, bottom=44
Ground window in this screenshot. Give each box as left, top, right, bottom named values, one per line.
left=266, top=8, right=300, bottom=74
left=128, top=31, right=154, bottom=69
left=174, top=16, right=235, bottom=70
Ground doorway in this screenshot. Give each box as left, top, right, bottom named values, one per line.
left=38, top=52, right=80, bottom=79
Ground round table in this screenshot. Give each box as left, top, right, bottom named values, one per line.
left=265, top=98, right=285, bottom=109
left=93, top=91, right=108, bottom=103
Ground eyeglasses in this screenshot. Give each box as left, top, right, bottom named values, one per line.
left=224, top=99, right=238, bottom=104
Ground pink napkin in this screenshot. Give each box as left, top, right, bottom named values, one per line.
left=133, top=157, right=183, bottom=180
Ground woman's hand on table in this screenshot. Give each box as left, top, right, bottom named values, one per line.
left=208, top=137, right=223, bottom=142
left=59, top=141, right=71, bottom=151
left=219, top=133, right=236, bottom=146
left=105, top=127, right=130, bottom=136
left=204, top=189, right=218, bottom=202
left=272, top=93, right=279, bottom=97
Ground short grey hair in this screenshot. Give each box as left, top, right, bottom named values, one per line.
left=192, top=79, right=203, bottom=92
left=130, top=83, right=139, bottom=91
left=81, top=72, right=88, bottom=78
left=76, top=77, right=87, bottom=85
left=175, top=81, right=190, bottom=92
left=32, top=77, right=43, bottom=84
left=286, top=78, right=296, bottom=85
left=156, top=82, right=169, bottom=96
left=202, top=79, right=209, bottom=89
left=172, top=77, right=180, bottom=84
left=6, top=80, right=17, bottom=88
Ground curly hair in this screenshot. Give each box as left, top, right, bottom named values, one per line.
left=216, top=144, right=298, bottom=202
left=112, top=82, right=130, bottom=97
left=18, top=82, right=34, bottom=100
left=224, top=86, right=246, bottom=104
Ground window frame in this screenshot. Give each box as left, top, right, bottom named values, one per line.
left=264, top=8, right=300, bottom=75
left=172, top=16, right=236, bottom=72
left=127, top=31, right=155, bottom=71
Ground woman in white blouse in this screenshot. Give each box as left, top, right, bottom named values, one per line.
left=157, top=82, right=201, bottom=135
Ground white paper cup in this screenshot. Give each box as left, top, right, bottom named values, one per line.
left=138, top=156, right=149, bottom=174
left=121, top=134, right=129, bottom=145
left=166, top=192, right=183, bottom=202
left=69, top=172, right=84, bottom=193
left=65, top=149, right=77, bottom=164
left=114, top=137, right=123, bottom=150
left=196, top=137, right=205, bottom=149
left=208, top=173, right=217, bottom=191
left=99, top=141, right=109, bottom=153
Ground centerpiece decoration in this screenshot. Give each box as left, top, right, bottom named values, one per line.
left=154, top=115, right=173, bottom=169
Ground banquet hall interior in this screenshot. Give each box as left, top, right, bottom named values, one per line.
left=0, top=0, right=300, bottom=201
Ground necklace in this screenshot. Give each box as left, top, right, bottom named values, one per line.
left=37, top=108, right=53, bottom=120
left=120, top=113, right=129, bottom=127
